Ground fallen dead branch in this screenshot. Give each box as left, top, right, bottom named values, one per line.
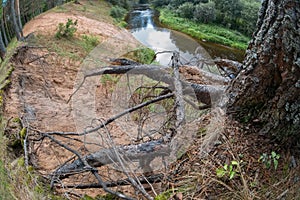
left=22, top=51, right=234, bottom=199
left=42, top=92, right=174, bottom=137
left=68, top=64, right=225, bottom=105
left=59, top=174, right=164, bottom=189
left=44, top=133, right=135, bottom=200
left=213, top=58, right=243, bottom=79
left=172, top=51, right=185, bottom=128
left=52, top=136, right=171, bottom=177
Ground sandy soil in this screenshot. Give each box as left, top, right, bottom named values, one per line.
left=3, top=1, right=216, bottom=198
left=4, top=1, right=144, bottom=197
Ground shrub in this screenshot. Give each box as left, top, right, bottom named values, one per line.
left=110, top=6, right=127, bottom=20
left=169, top=0, right=186, bottom=8
left=55, top=19, right=78, bottom=39
left=152, top=0, right=170, bottom=8
left=194, top=2, right=216, bottom=23
left=106, top=0, right=129, bottom=9
left=176, top=2, right=194, bottom=19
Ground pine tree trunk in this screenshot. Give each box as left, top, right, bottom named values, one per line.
left=1, top=19, right=8, bottom=46
left=3, top=9, right=12, bottom=41
left=0, top=30, right=6, bottom=61
left=15, top=0, right=24, bottom=38
left=10, top=0, right=22, bottom=41
left=228, top=0, right=300, bottom=142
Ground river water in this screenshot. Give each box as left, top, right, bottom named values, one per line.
left=126, top=6, right=245, bottom=66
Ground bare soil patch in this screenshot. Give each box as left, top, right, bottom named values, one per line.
left=3, top=1, right=300, bottom=199
left=4, top=1, right=143, bottom=198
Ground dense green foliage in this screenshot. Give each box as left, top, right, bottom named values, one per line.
left=151, top=0, right=261, bottom=36
left=110, top=5, right=127, bottom=19
left=106, top=0, right=130, bottom=9
left=159, top=8, right=249, bottom=49
left=177, top=2, right=194, bottom=18
left=194, top=1, right=216, bottom=23
left=104, top=0, right=258, bottom=48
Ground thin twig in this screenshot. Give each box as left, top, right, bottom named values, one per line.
left=46, top=133, right=134, bottom=199
left=59, top=174, right=164, bottom=189
left=66, top=64, right=224, bottom=105
left=45, top=92, right=174, bottom=136
left=101, top=120, right=153, bottom=200
left=24, top=53, right=51, bottom=64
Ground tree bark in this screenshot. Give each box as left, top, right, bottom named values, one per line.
left=228, top=0, right=300, bottom=142
left=15, top=0, right=24, bottom=38
left=10, top=0, right=22, bottom=41
left=1, top=17, right=8, bottom=46
left=0, top=30, right=6, bottom=61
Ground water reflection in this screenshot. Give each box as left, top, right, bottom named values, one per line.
left=127, top=7, right=245, bottom=65
left=128, top=9, right=155, bottom=30
left=128, top=8, right=210, bottom=66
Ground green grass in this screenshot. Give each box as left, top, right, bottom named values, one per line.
left=34, top=32, right=100, bottom=61
left=0, top=39, right=65, bottom=200
left=0, top=38, right=18, bottom=90
left=0, top=138, right=15, bottom=200
left=159, top=8, right=250, bottom=50
left=52, top=0, right=113, bottom=23
left=79, top=34, right=100, bottom=52
left=122, top=47, right=156, bottom=64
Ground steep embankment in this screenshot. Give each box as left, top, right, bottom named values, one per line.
left=3, top=1, right=299, bottom=200
left=2, top=0, right=142, bottom=198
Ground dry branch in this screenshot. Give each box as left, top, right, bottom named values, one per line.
left=46, top=92, right=174, bottom=137
left=42, top=56, right=235, bottom=198
left=180, top=65, right=229, bottom=85
left=54, top=137, right=171, bottom=177
left=172, top=52, right=185, bottom=127
left=46, top=134, right=135, bottom=200
left=213, top=58, right=243, bottom=78
left=110, top=58, right=140, bottom=66
left=69, top=64, right=225, bottom=105
left=60, top=174, right=164, bottom=189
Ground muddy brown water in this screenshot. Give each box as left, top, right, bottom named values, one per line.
left=126, top=5, right=245, bottom=66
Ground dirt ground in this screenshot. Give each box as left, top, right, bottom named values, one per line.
left=4, top=1, right=205, bottom=198
left=4, top=1, right=300, bottom=200
left=4, top=0, right=145, bottom=197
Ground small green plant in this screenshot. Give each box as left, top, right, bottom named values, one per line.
left=118, top=21, right=128, bottom=28
left=100, top=74, right=120, bottom=95
left=216, top=160, right=239, bottom=180
left=81, top=35, right=99, bottom=52
left=259, top=151, right=280, bottom=170
left=123, top=47, right=155, bottom=64
left=55, top=19, right=78, bottom=39
left=100, top=74, right=119, bottom=85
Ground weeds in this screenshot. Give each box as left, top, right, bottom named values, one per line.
left=55, top=18, right=78, bottom=39
left=216, top=160, right=240, bottom=180
left=80, top=34, right=100, bottom=52
left=100, top=74, right=120, bottom=96
left=110, top=5, right=128, bottom=27
left=0, top=137, right=15, bottom=199
left=123, top=47, right=155, bottom=64
left=259, top=151, right=280, bottom=170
